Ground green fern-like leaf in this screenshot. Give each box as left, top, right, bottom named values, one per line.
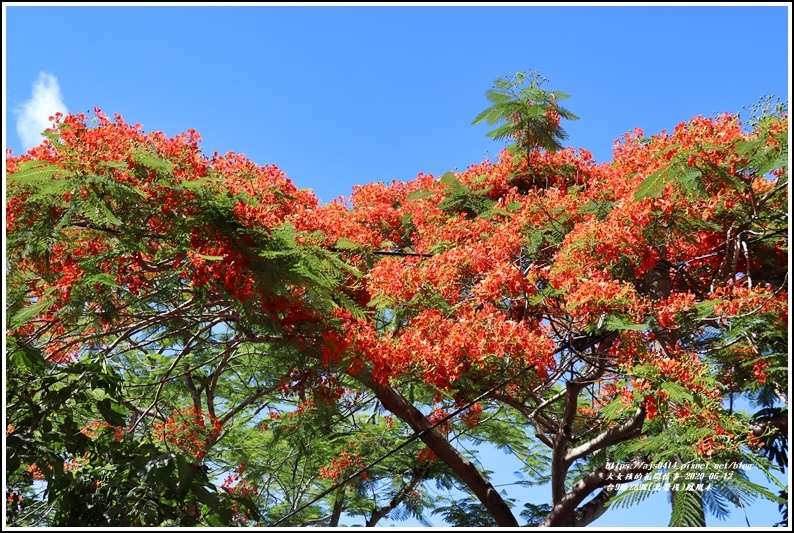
left=28, top=178, right=77, bottom=201
left=9, top=162, right=69, bottom=187
left=605, top=481, right=658, bottom=510
left=132, top=150, right=174, bottom=174
left=473, top=70, right=579, bottom=156
left=669, top=489, right=705, bottom=526
left=9, top=295, right=56, bottom=330
left=634, top=168, right=671, bottom=200
left=702, top=483, right=735, bottom=521
left=660, top=381, right=694, bottom=404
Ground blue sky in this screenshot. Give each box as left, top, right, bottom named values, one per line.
left=3, top=2, right=791, bottom=528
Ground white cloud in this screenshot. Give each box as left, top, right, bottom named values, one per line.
left=16, top=72, right=69, bottom=150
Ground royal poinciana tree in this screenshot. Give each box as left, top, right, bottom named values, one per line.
left=5, top=72, right=788, bottom=527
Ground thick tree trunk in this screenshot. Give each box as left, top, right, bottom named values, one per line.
left=354, top=372, right=519, bottom=527
left=329, top=492, right=345, bottom=527
left=541, top=458, right=650, bottom=527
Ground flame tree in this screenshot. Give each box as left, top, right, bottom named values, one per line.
left=5, top=72, right=788, bottom=527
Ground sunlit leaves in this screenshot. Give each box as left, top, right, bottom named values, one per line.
left=473, top=70, right=579, bottom=154
left=5, top=84, right=787, bottom=528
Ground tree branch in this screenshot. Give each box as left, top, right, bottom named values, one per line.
left=354, top=371, right=519, bottom=527
left=570, top=486, right=617, bottom=527
left=750, top=412, right=788, bottom=438
left=366, top=465, right=430, bottom=527
left=565, top=406, right=646, bottom=463
left=550, top=341, right=613, bottom=504
left=541, top=458, right=650, bottom=527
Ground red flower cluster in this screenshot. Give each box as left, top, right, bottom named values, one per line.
left=27, top=463, right=45, bottom=481
left=318, top=449, right=369, bottom=483
left=81, top=420, right=125, bottom=441
left=6, top=104, right=787, bottom=490
left=153, top=407, right=222, bottom=459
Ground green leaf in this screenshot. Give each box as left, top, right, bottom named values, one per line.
left=41, top=129, right=62, bottom=143
left=660, top=381, right=694, bottom=404
left=8, top=344, right=47, bottom=371
left=484, top=207, right=514, bottom=218
left=177, top=455, right=191, bottom=499
left=440, top=172, right=468, bottom=192
left=601, top=396, right=631, bottom=421
left=734, top=139, right=759, bottom=157
left=523, top=104, right=547, bottom=118
left=692, top=299, right=720, bottom=319
left=16, top=159, right=52, bottom=171
left=192, top=252, right=225, bottom=261
left=99, top=160, right=129, bottom=170
left=191, top=483, right=221, bottom=512
left=655, top=142, right=683, bottom=157
left=8, top=162, right=65, bottom=185
left=258, top=248, right=301, bottom=260
left=486, top=122, right=522, bottom=143
left=367, top=292, right=395, bottom=309
left=578, top=199, right=616, bottom=220
left=406, top=190, right=437, bottom=201
left=181, top=176, right=224, bottom=191
left=604, top=315, right=648, bottom=332
left=204, top=512, right=224, bottom=527
left=85, top=273, right=122, bottom=289
left=714, top=168, right=747, bottom=191
left=669, top=488, right=705, bottom=526
left=88, top=387, right=109, bottom=400
left=756, top=152, right=788, bottom=177
left=97, top=200, right=124, bottom=226
left=678, top=165, right=706, bottom=197
left=10, top=297, right=56, bottom=329
left=634, top=168, right=669, bottom=200
left=630, top=365, right=656, bottom=378
left=97, top=398, right=127, bottom=427
left=132, top=151, right=174, bottom=174
left=334, top=237, right=360, bottom=250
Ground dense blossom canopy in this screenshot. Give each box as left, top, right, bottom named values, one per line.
left=5, top=92, right=788, bottom=527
